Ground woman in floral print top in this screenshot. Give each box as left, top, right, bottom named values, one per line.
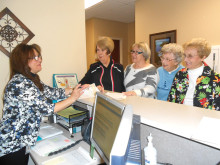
left=167, top=38, right=220, bottom=110
left=0, top=43, right=86, bottom=164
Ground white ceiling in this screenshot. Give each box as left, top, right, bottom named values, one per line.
left=85, top=0, right=136, bottom=23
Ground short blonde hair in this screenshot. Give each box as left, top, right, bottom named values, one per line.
left=183, top=38, right=211, bottom=58
left=132, top=42, right=151, bottom=61
left=96, top=36, right=114, bottom=54
left=160, top=43, right=183, bottom=64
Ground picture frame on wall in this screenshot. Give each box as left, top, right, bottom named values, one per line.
left=0, top=7, right=35, bottom=57
left=149, top=30, right=176, bottom=67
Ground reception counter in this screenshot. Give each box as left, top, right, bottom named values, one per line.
left=75, top=94, right=220, bottom=165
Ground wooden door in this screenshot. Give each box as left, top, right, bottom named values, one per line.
left=111, top=39, right=120, bottom=64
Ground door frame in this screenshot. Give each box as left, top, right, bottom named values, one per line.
left=111, top=37, right=123, bottom=65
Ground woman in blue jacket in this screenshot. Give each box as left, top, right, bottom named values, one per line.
left=157, top=43, right=184, bottom=101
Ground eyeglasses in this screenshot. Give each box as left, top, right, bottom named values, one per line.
left=160, top=56, right=175, bottom=62
left=183, top=54, right=198, bottom=59
left=130, top=50, right=143, bottom=55
left=29, top=55, right=42, bottom=61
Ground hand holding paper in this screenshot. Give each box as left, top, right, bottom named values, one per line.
left=79, top=84, right=100, bottom=99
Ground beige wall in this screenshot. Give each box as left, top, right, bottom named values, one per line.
left=135, top=0, right=220, bottom=46
left=0, top=0, right=87, bottom=117
left=85, top=18, right=135, bottom=69
left=128, top=22, right=135, bottom=64
left=86, top=19, right=96, bottom=69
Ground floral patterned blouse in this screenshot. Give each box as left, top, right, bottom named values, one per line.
left=0, top=74, right=66, bottom=156
left=167, top=63, right=220, bottom=110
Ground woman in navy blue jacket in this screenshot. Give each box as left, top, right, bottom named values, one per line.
left=79, top=36, right=125, bottom=92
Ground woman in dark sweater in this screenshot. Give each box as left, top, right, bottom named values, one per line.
left=80, top=36, right=125, bottom=92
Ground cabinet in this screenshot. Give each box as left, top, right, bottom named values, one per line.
left=205, top=45, right=220, bottom=73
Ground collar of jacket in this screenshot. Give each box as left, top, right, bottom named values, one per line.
left=180, top=61, right=212, bottom=77
left=98, top=56, right=114, bottom=68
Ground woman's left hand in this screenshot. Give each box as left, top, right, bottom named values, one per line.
left=97, top=85, right=104, bottom=93
left=122, top=91, right=137, bottom=96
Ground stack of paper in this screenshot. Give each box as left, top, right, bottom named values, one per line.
left=106, top=92, right=126, bottom=100
left=57, top=106, right=87, bottom=123
left=79, top=83, right=99, bottom=99
left=57, top=106, right=86, bottom=118
left=38, top=125, right=63, bottom=140
left=32, top=134, right=75, bottom=157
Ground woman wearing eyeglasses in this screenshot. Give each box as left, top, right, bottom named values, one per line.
left=123, top=42, right=158, bottom=98
left=79, top=36, right=125, bottom=92
left=157, top=43, right=184, bottom=101
left=0, top=43, right=87, bottom=164
left=167, top=38, right=220, bottom=110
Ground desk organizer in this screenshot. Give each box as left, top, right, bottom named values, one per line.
left=54, top=106, right=89, bottom=135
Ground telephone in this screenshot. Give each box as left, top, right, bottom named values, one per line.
left=81, top=117, right=92, bottom=144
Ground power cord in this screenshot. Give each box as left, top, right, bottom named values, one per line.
left=157, top=162, right=173, bottom=165
left=48, top=139, right=83, bottom=156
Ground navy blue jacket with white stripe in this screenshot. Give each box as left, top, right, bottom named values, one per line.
left=79, top=59, right=125, bottom=92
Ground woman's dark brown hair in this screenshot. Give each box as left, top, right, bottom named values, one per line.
left=9, top=43, right=44, bottom=91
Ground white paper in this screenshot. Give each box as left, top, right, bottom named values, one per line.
left=79, top=84, right=99, bottom=99
left=191, top=117, right=220, bottom=148
left=106, top=92, right=126, bottom=100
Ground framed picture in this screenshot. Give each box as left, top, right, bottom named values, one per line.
left=0, top=7, right=34, bottom=57
left=149, top=30, right=176, bottom=67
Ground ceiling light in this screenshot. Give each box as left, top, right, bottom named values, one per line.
left=85, top=0, right=104, bottom=9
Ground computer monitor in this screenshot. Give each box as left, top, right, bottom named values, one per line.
left=90, top=92, right=134, bottom=165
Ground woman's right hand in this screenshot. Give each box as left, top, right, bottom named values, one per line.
left=70, top=84, right=88, bottom=100
left=122, top=91, right=137, bottom=96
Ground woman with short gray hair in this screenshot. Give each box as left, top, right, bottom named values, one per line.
left=123, top=42, right=159, bottom=98
left=157, top=43, right=184, bottom=101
